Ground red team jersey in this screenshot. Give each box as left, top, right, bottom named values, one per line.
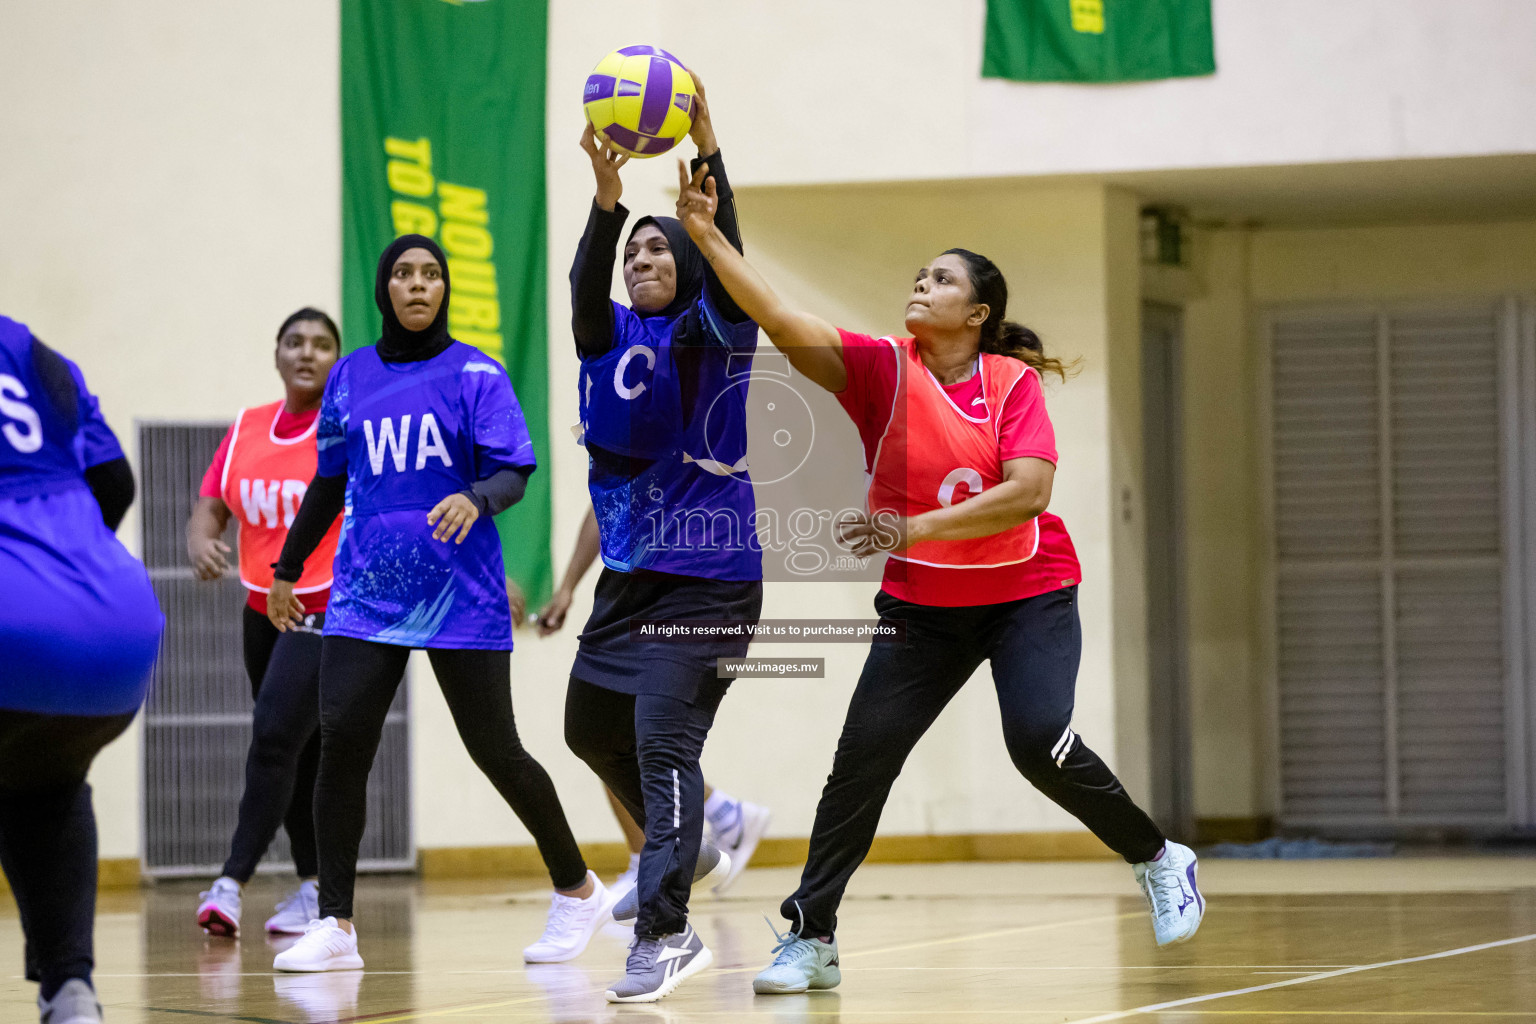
left=201, top=402, right=336, bottom=614
left=835, top=330, right=1081, bottom=607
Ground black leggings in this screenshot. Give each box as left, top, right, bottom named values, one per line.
left=0, top=710, right=135, bottom=1001
left=315, top=637, right=587, bottom=918
left=564, top=678, right=723, bottom=938
left=223, top=606, right=322, bottom=881
left=782, top=587, right=1166, bottom=937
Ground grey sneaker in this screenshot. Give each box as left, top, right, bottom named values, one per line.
left=612, top=840, right=731, bottom=923
left=603, top=924, right=713, bottom=1003
left=753, top=921, right=841, bottom=994
left=39, top=979, right=101, bottom=1024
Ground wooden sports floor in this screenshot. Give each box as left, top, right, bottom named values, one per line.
left=4, top=857, right=1535, bottom=1023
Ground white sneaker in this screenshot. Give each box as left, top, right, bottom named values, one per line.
left=38, top=978, right=101, bottom=1024
left=713, top=801, right=771, bottom=893
left=1134, top=841, right=1205, bottom=947
left=272, top=917, right=365, bottom=972
left=196, top=877, right=242, bottom=938
left=522, top=871, right=619, bottom=963
left=266, top=879, right=320, bottom=934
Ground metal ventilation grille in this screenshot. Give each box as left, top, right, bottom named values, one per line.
left=1389, top=311, right=1506, bottom=818
left=138, top=422, right=412, bottom=875
left=1277, top=571, right=1387, bottom=818
left=1271, top=306, right=1513, bottom=831
left=1273, top=316, right=1381, bottom=560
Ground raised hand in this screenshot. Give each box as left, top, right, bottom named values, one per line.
left=580, top=122, right=630, bottom=212
left=675, top=159, right=718, bottom=241
left=687, top=72, right=717, bottom=156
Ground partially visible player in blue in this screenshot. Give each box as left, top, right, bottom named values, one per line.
left=0, top=314, right=162, bottom=1024
left=266, top=236, right=610, bottom=973
left=564, top=75, right=762, bottom=1004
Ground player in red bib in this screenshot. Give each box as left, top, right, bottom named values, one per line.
left=675, top=165, right=1204, bottom=993
left=185, top=308, right=342, bottom=938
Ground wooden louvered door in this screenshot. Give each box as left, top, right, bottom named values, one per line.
left=1269, top=303, right=1526, bottom=833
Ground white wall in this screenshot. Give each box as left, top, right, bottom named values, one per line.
left=550, top=0, right=1536, bottom=187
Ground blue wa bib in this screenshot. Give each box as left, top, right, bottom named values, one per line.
left=317, top=342, right=535, bottom=649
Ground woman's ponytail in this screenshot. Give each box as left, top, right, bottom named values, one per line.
left=985, top=319, right=1073, bottom=380
left=942, top=248, right=1078, bottom=381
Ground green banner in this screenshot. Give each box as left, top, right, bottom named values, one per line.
left=983, top=0, right=1215, bottom=83
left=341, top=0, right=552, bottom=603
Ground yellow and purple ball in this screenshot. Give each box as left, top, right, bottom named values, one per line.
left=582, top=45, right=697, bottom=159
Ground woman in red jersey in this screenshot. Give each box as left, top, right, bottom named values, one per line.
left=674, top=166, right=1204, bottom=994
left=185, top=308, right=342, bottom=938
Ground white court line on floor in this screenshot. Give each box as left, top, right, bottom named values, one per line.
left=1062, top=931, right=1536, bottom=1024
left=834, top=965, right=1360, bottom=972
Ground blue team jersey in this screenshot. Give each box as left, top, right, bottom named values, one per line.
left=0, top=315, right=162, bottom=714
left=316, top=342, right=534, bottom=650
left=579, top=291, right=762, bottom=581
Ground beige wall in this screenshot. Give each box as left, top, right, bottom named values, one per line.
left=1181, top=227, right=1265, bottom=820
left=1180, top=216, right=1536, bottom=821
left=0, top=1, right=342, bottom=859
left=553, top=0, right=1536, bottom=185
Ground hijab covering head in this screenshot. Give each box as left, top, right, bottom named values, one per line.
left=628, top=215, right=704, bottom=321
left=375, top=234, right=452, bottom=362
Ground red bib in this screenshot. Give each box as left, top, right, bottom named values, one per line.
left=868, top=338, right=1040, bottom=569
left=221, top=401, right=339, bottom=596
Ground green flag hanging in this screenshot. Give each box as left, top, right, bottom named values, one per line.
left=983, top=0, right=1215, bottom=83
left=341, top=0, right=552, bottom=603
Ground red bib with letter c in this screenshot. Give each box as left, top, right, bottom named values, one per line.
left=867, top=338, right=1040, bottom=569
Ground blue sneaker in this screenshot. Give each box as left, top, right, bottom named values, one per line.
left=752, top=920, right=841, bottom=994
left=1134, top=840, right=1205, bottom=947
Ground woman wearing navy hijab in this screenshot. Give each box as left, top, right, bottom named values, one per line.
left=564, top=72, right=762, bottom=1003
left=268, top=236, right=611, bottom=972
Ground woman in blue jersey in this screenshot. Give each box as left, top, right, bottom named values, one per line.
left=266, top=236, right=609, bottom=973
left=0, top=315, right=162, bottom=1024
left=563, top=73, right=762, bottom=1004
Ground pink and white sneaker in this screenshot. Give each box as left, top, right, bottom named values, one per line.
left=196, top=877, right=242, bottom=938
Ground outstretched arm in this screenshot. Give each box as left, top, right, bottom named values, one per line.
left=676, top=162, right=847, bottom=392
left=571, top=124, right=631, bottom=358
left=685, top=75, right=748, bottom=324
